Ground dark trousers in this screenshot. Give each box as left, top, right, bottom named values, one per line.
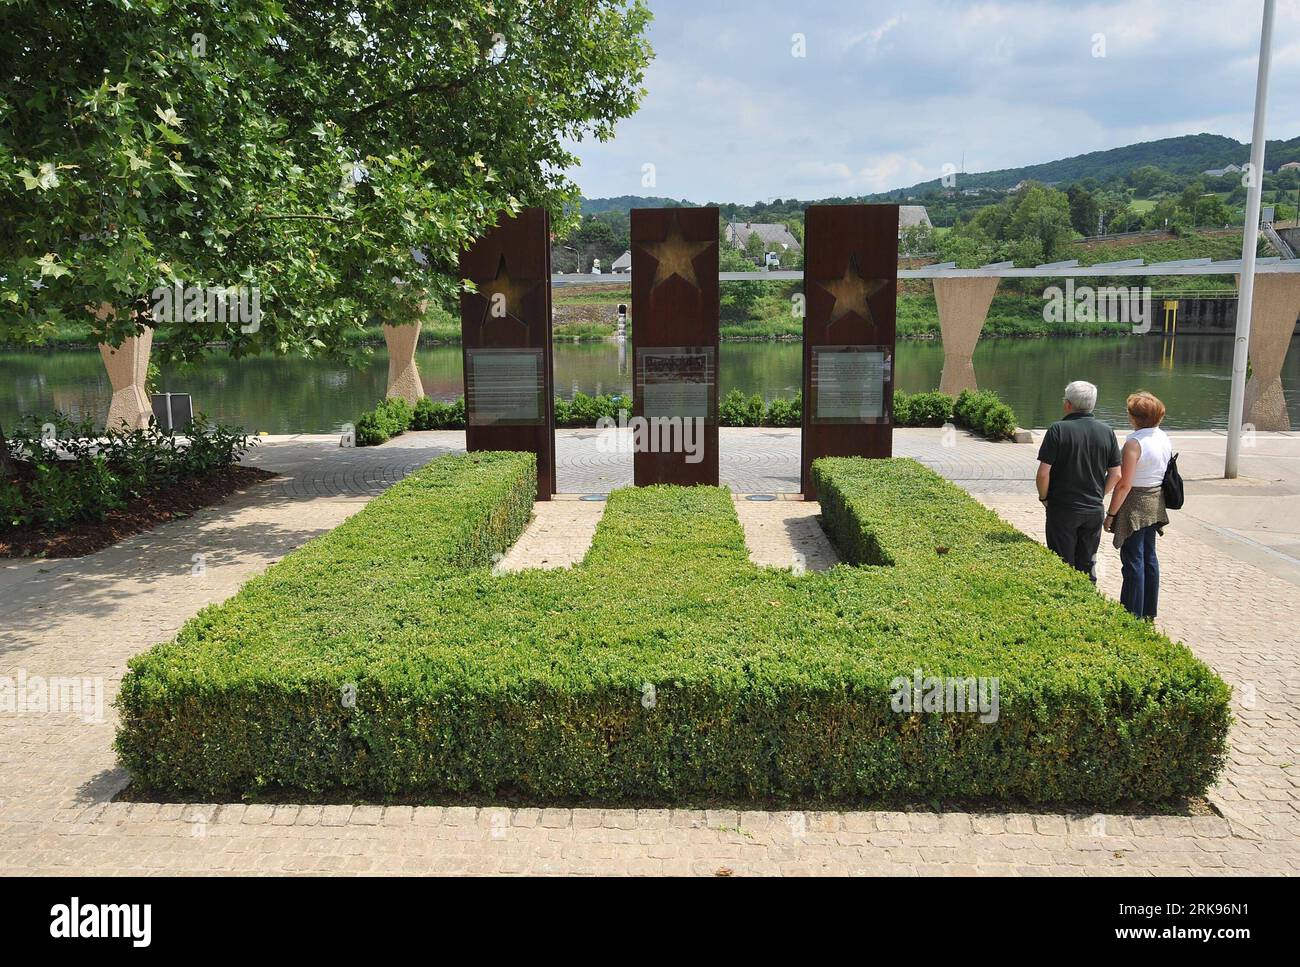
left=1120, top=524, right=1160, bottom=619
left=1045, top=506, right=1103, bottom=581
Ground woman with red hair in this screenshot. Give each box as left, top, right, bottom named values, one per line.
left=1104, top=391, right=1172, bottom=619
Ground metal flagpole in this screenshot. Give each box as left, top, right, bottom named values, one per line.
left=1226, top=0, right=1276, bottom=479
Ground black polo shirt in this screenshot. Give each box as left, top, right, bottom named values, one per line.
left=1037, top=412, right=1121, bottom=512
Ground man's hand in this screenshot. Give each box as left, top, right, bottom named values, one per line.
left=1035, top=461, right=1052, bottom=505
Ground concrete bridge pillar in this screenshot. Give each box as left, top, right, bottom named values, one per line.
left=97, top=306, right=154, bottom=430
left=934, top=276, right=1000, bottom=396
left=383, top=322, right=424, bottom=405
left=1237, top=274, right=1300, bottom=431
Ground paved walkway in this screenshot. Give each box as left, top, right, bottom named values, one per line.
left=733, top=495, right=841, bottom=572
left=497, top=498, right=605, bottom=572
left=1, top=429, right=1297, bottom=875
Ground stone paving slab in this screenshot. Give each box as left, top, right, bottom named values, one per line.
left=1, top=431, right=1297, bottom=875
left=497, top=499, right=605, bottom=572
left=732, top=497, right=841, bottom=572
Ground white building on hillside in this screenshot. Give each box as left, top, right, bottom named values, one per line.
left=724, top=221, right=801, bottom=254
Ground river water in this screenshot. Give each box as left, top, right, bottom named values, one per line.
left=3, top=334, right=1297, bottom=433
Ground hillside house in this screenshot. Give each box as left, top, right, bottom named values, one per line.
left=724, top=221, right=801, bottom=255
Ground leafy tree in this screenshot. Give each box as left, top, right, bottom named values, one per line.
left=1194, top=194, right=1234, bottom=229
left=1005, top=185, right=1075, bottom=262
left=1179, top=182, right=1207, bottom=220
left=743, top=230, right=765, bottom=262
left=1144, top=198, right=1186, bottom=233
left=260, top=1, right=652, bottom=329
left=557, top=216, right=624, bottom=272
left=899, top=224, right=934, bottom=257
left=718, top=243, right=763, bottom=319
left=935, top=230, right=997, bottom=269
left=1127, top=165, right=1179, bottom=197
left=1067, top=185, right=1100, bottom=236
left=0, top=0, right=652, bottom=467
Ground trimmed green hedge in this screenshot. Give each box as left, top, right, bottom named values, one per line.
left=892, top=390, right=953, bottom=428
left=719, top=389, right=801, bottom=427
left=354, top=397, right=412, bottom=446
left=117, top=454, right=1229, bottom=804
left=953, top=388, right=1018, bottom=441
left=357, top=389, right=1017, bottom=443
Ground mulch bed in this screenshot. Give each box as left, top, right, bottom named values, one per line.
left=0, top=464, right=277, bottom=559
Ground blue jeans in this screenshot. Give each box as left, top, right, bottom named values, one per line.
left=1120, top=525, right=1160, bottom=619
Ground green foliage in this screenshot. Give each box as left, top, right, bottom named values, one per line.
left=717, top=390, right=800, bottom=427
left=555, top=391, right=632, bottom=427
left=899, top=224, right=935, bottom=256
left=719, top=389, right=763, bottom=427
left=1, top=0, right=652, bottom=360
left=1, top=413, right=253, bottom=531
left=953, top=389, right=1018, bottom=441
left=941, top=183, right=1078, bottom=266
left=718, top=244, right=769, bottom=322
left=357, top=388, right=1008, bottom=440
left=892, top=391, right=953, bottom=427
left=411, top=397, right=465, bottom=431
left=764, top=395, right=800, bottom=428
left=117, top=454, right=1230, bottom=803
left=355, top=397, right=413, bottom=446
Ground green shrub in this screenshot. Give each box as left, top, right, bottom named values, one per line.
left=718, top=389, right=784, bottom=427
left=718, top=388, right=748, bottom=426
left=0, top=478, right=28, bottom=529
left=411, top=396, right=465, bottom=430
left=355, top=396, right=413, bottom=445
left=117, top=454, right=1228, bottom=804
left=362, top=388, right=1014, bottom=438
left=895, top=390, right=953, bottom=427
left=1, top=412, right=254, bottom=532
left=765, top=395, right=797, bottom=427
left=953, top=389, right=1018, bottom=441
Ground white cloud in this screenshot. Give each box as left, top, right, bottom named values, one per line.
left=567, top=0, right=1300, bottom=202
left=844, top=15, right=904, bottom=54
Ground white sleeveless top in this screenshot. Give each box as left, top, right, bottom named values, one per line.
left=1128, top=426, right=1172, bottom=487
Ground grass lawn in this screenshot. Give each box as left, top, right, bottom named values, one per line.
left=118, top=453, right=1230, bottom=805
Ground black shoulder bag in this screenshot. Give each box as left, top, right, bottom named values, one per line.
left=1162, top=452, right=1184, bottom=510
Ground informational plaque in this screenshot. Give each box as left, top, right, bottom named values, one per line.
left=810, top=346, right=891, bottom=423
left=465, top=348, right=545, bottom=426
left=631, top=207, right=720, bottom=487
left=800, top=204, right=899, bottom=498
left=459, top=207, right=556, bottom=499
left=637, top=347, right=715, bottom=419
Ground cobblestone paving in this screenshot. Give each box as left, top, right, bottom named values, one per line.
left=1, top=431, right=1297, bottom=875
left=554, top=426, right=1055, bottom=496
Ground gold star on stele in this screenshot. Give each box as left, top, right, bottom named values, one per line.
left=815, top=256, right=888, bottom=326
left=638, top=216, right=714, bottom=289
left=476, top=254, right=540, bottom=329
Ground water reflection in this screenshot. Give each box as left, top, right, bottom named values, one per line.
left=1, top=334, right=1296, bottom=433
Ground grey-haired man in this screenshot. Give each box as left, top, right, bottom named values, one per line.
left=1034, top=381, right=1121, bottom=581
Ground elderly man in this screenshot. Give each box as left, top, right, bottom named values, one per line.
left=1034, top=381, right=1121, bottom=581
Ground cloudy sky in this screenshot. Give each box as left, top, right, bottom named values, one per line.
left=567, top=0, right=1300, bottom=203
